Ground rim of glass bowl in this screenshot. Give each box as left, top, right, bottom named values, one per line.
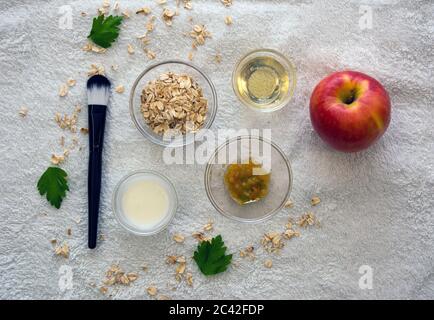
left=129, top=60, right=218, bottom=147
left=231, top=48, right=297, bottom=113
left=204, top=135, right=293, bottom=223
left=112, top=170, right=178, bottom=236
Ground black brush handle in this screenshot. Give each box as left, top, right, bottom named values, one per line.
left=88, top=104, right=107, bottom=249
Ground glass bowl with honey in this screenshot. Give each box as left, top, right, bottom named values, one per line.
left=232, top=49, right=296, bottom=112
left=204, top=136, right=292, bottom=223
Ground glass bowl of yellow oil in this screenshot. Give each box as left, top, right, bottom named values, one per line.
left=232, top=49, right=296, bottom=112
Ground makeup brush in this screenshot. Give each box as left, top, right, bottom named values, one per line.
left=86, top=75, right=111, bottom=249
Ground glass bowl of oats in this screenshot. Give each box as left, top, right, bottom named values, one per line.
left=204, top=135, right=293, bottom=223
left=130, top=60, right=218, bottom=147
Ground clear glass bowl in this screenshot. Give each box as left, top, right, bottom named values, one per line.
left=129, top=60, right=218, bottom=147
left=232, top=49, right=296, bottom=112
left=112, top=170, right=178, bottom=236
left=204, top=136, right=292, bottom=223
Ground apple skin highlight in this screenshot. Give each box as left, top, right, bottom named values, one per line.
left=310, top=71, right=391, bottom=152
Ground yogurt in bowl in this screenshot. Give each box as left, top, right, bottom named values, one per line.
left=112, top=170, right=177, bottom=236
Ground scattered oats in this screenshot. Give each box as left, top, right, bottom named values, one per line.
left=297, top=212, right=319, bottom=228
left=158, top=295, right=171, bottom=300
left=176, top=256, right=186, bottom=264
left=74, top=217, right=81, bottom=224
left=141, top=37, right=151, bottom=46
left=122, top=10, right=131, bottom=18
left=283, top=228, right=300, bottom=240
left=102, top=0, right=110, bottom=8
left=146, top=16, right=156, bottom=32
left=136, top=7, right=151, bottom=15
left=221, top=0, right=233, bottom=7
left=59, top=84, right=68, bottom=97
left=203, top=221, right=213, bottom=232
left=214, top=54, right=222, bottom=64
left=88, top=44, right=107, bottom=54
left=19, top=106, right=28, bottom=117
left=173, top=234, right=185, bottom=243
left=127, top=44, right=135, bottom=55
left=63, top=148, right=70, bottom=157
left=127, top=273, right=138, bottom=282
left=187, top=51, right=194, bottom=61
left=284, top=200, right=294, bottom=208
left=54, top=107, right=81, bottom=133
left=264, top=259, right=273, bottom=268
left=67, top=78, right=76, bottom=87
left=311, top=196, right=321, bottom=206
left=285, top=217, right=294, bottom=229
left=193, top=25, right=202, bottom=33
left=176, top=262, right=186, bottom=275
left=142, top=264, right=148, bottom=272
left=137, top=32, right=149, bottom=40
left=111, top=64, right=119, bottom=71
left=104, top=264, right=138, bottom=287
left=224, top=16, right=233, bottom=25
left=144, top=48, right=156, bottom=60
left=50, top=239, right=57, bottom=245
left=66, top=228, right=72, bottom=236
left=184, top=1, right=192, bottom=10
left=98, top=234, right=105, bottom=241
left=261, top=232, right=284, bottom=253
left=88, top=64, right=105, bottom=76
left=246, top=245, right=254, bottom=253
left=54, top=243, right=69, bottom=258
left=99, top=286, right=108, bottom=294
left=189, top=24, right=211, bottom=47
left=147, top=286, right=158, bottom=296
left=80, top=127, right=89, bottom=134
left=186, top=273, right=193, bottom=286
left=162, top=8, right=175, bottom=26
left=115, top=85, right=125, bottom=93
left=166, top=255, right=178, bottom=264
left=240, top=245, right=255, bottom=260
left=81, top=12, right=87, bottom=17
left=192, top=231, right=210, bottom=242
left=51, top=153, right=65, bottom=165
left=140, top=72, right=208, bottom=136
left=272, top=234, right=282, bottom=246
left=98, top=7, right=107, bottom=16
left=113, top=1, right=120, bottom=11
left=157, top=0, right=167, bottom=5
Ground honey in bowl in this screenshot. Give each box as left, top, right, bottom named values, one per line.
left=224, top=159, right=271, bottom=205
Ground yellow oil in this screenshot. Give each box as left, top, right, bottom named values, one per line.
left=235, top=56, right=290, bottom=109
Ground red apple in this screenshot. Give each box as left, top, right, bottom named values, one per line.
left=310, top=71, right=391, bottom=152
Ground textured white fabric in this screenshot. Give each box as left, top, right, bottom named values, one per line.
left=0, top=0, right=433, bottom=299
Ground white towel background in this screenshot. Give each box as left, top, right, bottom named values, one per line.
left=0, top=0, right=433, bottom=299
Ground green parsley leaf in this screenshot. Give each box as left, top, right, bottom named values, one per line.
left=37, top=167, right=69, bottom=209
left=193, top=235, right=233, bottom=276
left=88, top=15, right=123, bottom=49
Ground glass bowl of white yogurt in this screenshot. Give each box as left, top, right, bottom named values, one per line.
left=112, top=170, right=178, bottom=236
